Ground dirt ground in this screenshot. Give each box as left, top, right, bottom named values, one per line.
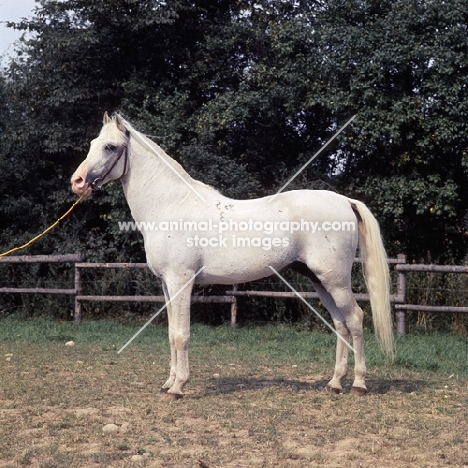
left=1, top=342, right=467, bottom=467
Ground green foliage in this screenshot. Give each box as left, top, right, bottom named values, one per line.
left=314, top=0, right=468, bottom=260
left=1, top=0, right=468, bottom=325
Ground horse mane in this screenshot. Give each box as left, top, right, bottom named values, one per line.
left=121, top=118, right=221, bottom=196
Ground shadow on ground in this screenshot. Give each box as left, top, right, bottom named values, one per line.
left=202, top=377, right=429, bottom=396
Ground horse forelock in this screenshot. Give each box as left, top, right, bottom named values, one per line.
left=98, top=118, right=129, bottom=147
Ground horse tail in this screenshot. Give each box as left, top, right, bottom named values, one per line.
left=349, top=199, right=394, bottom=359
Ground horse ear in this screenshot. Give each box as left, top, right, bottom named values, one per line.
left=103, top=112, right=111, bottom=125
left=115, top=113, right=125, bottom=132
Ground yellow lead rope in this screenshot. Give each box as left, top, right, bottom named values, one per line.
left=0, top=195, right=84, bottom=258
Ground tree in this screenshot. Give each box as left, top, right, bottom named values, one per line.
left=0, top=0, right=190, bottom=260
left=313, top=0, right=468, bottom=260
left=1, top=0, right=468, bottom=268
left=122, top=0, right=337, bottom=198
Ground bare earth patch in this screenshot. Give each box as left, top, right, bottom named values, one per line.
left=0, top=342, right=467, bottom=467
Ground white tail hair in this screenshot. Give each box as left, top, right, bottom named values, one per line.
left=349, top=199, right=394, bottom=359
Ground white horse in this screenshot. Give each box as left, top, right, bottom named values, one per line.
left=71, top=113, right=393, bottom=399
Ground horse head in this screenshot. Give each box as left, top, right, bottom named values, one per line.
left=71, top=112, right=130, bottom=197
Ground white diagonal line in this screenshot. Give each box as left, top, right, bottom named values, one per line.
left=117, top=266, right=206, bottom=354
left=268, top=114, right=357, bottom=202
left=268, top=266, right=356, bottom=353
left=130, top=129, right=207, bottom=203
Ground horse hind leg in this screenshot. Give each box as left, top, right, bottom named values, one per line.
left=312, top=282, right=352, bottom=394
left=316, top=281, right=368, bottom=396
left=344, top=300, right=368, bottom=396
left=288, top=262, right=355, bottom=393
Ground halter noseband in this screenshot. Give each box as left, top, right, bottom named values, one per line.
left=91, top=129, right=131, bottom=191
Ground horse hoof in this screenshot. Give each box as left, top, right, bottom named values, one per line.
left=323, top=385, right=342, bottom=394
left=350, top=386, right=367, bottom=396
left=159, top=387, right=169, bottom=394
left=160, top=391, right=184, bottom=401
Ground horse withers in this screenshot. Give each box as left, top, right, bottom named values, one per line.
left=71, top=113, right=394, bottom=399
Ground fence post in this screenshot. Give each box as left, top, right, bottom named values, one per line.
left=230, top=284, right=238, bottom=327
left=396, top=254, right=407, bottom=303
left=395, top=254, right=407, bottom=336
left=74, top=264, right=82, bottom=323
left=396, top=310, right=406, bottom=337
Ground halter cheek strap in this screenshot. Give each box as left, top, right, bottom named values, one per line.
left=91, top=129, right=131, bottom=190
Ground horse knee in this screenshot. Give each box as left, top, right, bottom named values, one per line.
left=174, top=333, right=190, bottom=351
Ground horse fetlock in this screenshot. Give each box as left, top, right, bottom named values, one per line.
left=162, top=375, right=176, bottom=389
left=166, top=378, right=188, bottom=397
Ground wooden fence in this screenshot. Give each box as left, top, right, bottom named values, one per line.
left=0, top=254, right=467, bottom=335
left=74, top=261, right=237, bottom=324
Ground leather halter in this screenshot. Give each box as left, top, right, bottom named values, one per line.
left=91, top=129, right=130, bottom=190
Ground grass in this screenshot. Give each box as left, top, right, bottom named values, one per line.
left=0, top=318, right=467, bottom=467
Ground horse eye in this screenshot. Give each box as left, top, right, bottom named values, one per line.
left=105, top=144, right=117, bottom=152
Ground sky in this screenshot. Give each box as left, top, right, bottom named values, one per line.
left=0, top=0, right=38, bottom=61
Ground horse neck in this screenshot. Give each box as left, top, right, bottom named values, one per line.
left=121, top=133, right=213, bottom=220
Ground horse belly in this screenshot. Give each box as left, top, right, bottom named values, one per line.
left=196, top=258, right=280, bottom=285
left=195, top=234, right=300, bottom=284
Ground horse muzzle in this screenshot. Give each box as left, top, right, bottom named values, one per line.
left=71, top=161, right=93, bottom=197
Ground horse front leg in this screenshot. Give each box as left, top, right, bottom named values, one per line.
left=160, top=281, right=177, bottom=394
left=160, top=276, right=194, bottom=400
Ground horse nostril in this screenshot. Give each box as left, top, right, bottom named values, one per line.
left=73, top=176, right=84, bottom=187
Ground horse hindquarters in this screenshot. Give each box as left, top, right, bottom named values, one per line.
left=300, top=198, right=392, bottom=394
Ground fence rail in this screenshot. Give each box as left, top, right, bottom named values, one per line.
left=0, top=254, right=467, bottom=335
